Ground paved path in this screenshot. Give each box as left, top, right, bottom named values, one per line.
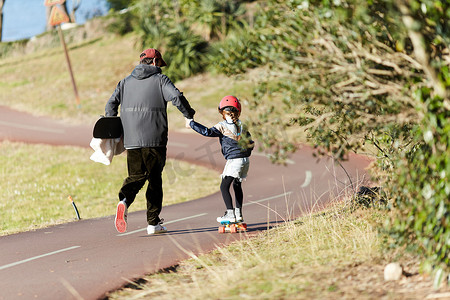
left=0, top=106, right=371, bottom=299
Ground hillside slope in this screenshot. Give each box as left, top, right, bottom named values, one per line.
left=0, top=26, right=257, bottom=130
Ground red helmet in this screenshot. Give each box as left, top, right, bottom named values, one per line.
left=218, top=95, right=241, bottom=112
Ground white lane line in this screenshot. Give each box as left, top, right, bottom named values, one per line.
left=0, top=246, right=80, bottom=271
left=117, top=213, right=208, bottom=236
left=244, top=192, right=292, bottom=206
left=163, top=213, right=208, bottom=224
left=301, top=170, right=312, bottom=188
left=0, top=120, right=65, bottom=134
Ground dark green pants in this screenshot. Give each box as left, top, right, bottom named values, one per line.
left=119, top=147, right=166, bottom=225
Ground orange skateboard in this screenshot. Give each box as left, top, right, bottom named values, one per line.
left=218, top=221, right=247, bottom=233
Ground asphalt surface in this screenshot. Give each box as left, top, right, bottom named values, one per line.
left=0, top=106, right=371, bottom=299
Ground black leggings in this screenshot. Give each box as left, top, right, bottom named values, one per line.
left=220, top=176, right=243, bottom=210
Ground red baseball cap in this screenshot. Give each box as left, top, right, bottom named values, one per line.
left=140, top=48, right=167, bottom=66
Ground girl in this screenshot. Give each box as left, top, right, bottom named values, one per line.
left=187, top=95, right=254, bottom=222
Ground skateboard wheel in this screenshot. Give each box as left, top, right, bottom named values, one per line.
left=241, top=223, right=247, bottom=230
left=218, top=226, right=225, bottom=233
left=230, top=224, right=237, bottom=233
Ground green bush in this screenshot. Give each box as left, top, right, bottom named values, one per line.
left=134, top=0, right=174, bottom=49
left=132, top=0, right=211, bottom=82
left=105, top=10, right=135, bottom=35
left=183, top=0, right=247, bottom=41
left=387, top=93, right=449, bottom=273
left=106, top=0, right=253, bottom=81
left=162, top=24, right=209, bottom=82
left=0, top=40, right=29, bottom=59
left=105, top=0, right=134, bottom=11
left=240, top=0, right=450, bottom=278
left=207, top=27, right=270, bottom=74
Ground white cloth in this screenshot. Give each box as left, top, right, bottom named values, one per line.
left=90, top=137, right=125, bottom=165
left=221, top=157, right=250, bottom=181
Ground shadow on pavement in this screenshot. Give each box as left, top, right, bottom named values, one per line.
left=138, top=220, right=286, bottom=237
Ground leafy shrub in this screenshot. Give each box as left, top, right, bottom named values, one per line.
left=134, top=0, right=175, bottom=49
left=241, top=0, right=450, bottom=278
left=162, top=24, right=209, bottom=82
left=132, top=0, right=210, bottom=82
left=0, top=41, right=26, bottom=59
left=105, top=0, right=134, bottom=11
left=105, top=10, right=135, bottom=35
left=387, top=92, right=449, bottom=272
left=207, top=27, right=271, bottom=74
left=184, top=0, right=247, bottom=41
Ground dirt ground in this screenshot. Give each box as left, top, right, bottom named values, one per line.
left=327, top=259, right=450, bottom=299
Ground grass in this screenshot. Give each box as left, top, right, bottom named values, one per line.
left=0, top=33, right=258, bottom=129
left=0, top=34, right=137, bottom=122
left=0, top=141, right=220, bottom=236
left=106, top=198, right=446, bottom=300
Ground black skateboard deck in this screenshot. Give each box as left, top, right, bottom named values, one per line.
left=93, top=116, right=123, bottom=139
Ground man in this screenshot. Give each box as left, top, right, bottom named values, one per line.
left=105, top=48, right=195, bottom=234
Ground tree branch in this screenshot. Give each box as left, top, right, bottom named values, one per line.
left=396, top=0, right=447, bottom=100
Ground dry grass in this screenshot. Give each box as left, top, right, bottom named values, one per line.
left=106, top=198, right=449, bottom=300
left=0, top=34, right=137, bottom=123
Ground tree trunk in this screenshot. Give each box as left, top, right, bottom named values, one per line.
left=396, top=0, right=447, bottom=101
left=0, top=0, right=5, bottom=41
left=69, top=0, right=82, bottom=23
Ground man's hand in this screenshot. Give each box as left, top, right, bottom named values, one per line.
left=185, top=118, right=193, bottom=128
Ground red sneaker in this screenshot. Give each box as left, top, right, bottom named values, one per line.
left=115, top=201, right=128, bottom=233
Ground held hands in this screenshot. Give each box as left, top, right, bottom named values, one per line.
left=185, top=117, right=193, bottom=128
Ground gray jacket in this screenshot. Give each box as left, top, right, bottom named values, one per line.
left=105, top=64, right=195, bottom=148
